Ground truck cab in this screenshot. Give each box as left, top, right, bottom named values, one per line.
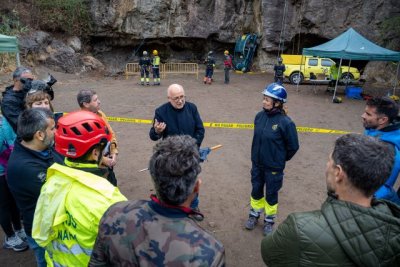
left=282, top=55, right=360, bottom=84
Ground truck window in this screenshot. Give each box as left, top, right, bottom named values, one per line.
left=321, top=59, right=333, bottom=67
left=308, top=58, right=318, bottom=66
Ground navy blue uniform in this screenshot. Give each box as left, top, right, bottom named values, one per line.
left=149, top=102, right=205, bottom=147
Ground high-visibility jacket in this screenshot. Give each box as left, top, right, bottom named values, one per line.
left=152, top=56, right=160, bottom=67
left=32, top=163, right=127, bottom=267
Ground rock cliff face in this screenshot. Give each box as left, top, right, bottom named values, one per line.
left=11, top=0, right=400, bottom=81
left=84, top=0, right=400, bottom=82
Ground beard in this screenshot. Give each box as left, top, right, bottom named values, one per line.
left=43, top=134, right=54, bottom=149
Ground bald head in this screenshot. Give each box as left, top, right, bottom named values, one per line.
left=167, top=84, right=186, bottom=109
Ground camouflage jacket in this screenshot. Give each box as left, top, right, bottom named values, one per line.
left=89, top=198, right=225, bottom=267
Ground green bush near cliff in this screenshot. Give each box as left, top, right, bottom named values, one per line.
left=380, top=16, right=400, bottom=51
left=35, top=0, right=92, bottom=36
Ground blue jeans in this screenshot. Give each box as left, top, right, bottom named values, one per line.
left=26, top=235, right=47, bottom=267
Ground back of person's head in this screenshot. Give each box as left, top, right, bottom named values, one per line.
left=149, top=135, right=201, bottom=206
left=366, top=97, right=399, bottom=123
left=12, top=66, right=31, bottom=80
left=25, top=90, right=54, bottom=111
left=55, top=110, right=111, bottom=161
left=77, top=89, right=96, bottom=108
left=17, top=108, right=54, bottom=142
left=332, top=134, right=394, bottom=197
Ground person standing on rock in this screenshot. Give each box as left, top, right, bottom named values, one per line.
left=149, top=84, right=205, bottom=221
left=223, top=50, right=234, bottom=84
left=151, top=49, right=161, bottom=85
left=139, top=51, right=151, bottom=86
left=245, top=83, right=299, bottom=236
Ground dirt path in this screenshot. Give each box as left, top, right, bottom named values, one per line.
left=0, top=68, right=369, bottom=266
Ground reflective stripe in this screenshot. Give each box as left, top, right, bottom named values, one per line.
left=265, top=202, right=278, bottom=216
left=250, top=196, right=265, bottom=211
left=53, top=261, right=68, bottom=267
left=51, top=240, right=92, bottom=256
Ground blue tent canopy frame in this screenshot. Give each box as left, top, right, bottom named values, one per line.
left=302, top=28, right=400, bottom=100
left=0, top=34, right=21, bottom=66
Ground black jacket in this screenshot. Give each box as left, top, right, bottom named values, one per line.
left=7, top=141, right=64, bottom=236
left=1, top=85, right=27, bottom=132
left=251, top=109, right=299, bottom=170
left=149, top=102, right=205, bottom=146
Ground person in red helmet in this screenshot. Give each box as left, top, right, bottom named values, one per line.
left=32, top=110, right=127, bottom=267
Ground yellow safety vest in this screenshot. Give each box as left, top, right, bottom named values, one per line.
left=32, top=163, right=127, bottom=267
left=153, top=56, right=160, bottom=67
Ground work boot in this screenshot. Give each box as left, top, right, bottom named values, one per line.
left=263, top=222, right=274, bottom=236
left=15, top=229, right=27, bottom=242
left=191, top=207, right=204, bottom=222
left=3, top=234, right=29, bottom=252
left=245, top=216, right=258, bottom=230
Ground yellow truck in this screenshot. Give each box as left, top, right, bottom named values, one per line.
left=282, top=54, right=360, bottom=84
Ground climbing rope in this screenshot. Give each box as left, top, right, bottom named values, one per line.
left=277, top=0, right=288, bottom=58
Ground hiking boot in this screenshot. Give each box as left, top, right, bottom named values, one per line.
left=263, top=222, right=274, bottom=236
left=191, top=207, right=204, bottom=222
left=3, top=234, right=29, bottom=252
left=15, top=229, right=27, bottom=242
left=245, top=216, right=258, bottom=230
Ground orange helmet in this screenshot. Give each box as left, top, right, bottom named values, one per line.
left=152, top=50, right=158, bottom=56
left=55, top=111, right=111, bottom=158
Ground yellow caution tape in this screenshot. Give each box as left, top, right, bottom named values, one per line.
left=105, top=116, right=350, bottom=134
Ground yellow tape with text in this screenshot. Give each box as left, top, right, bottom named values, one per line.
left=106, top=116, right=350, bottom=135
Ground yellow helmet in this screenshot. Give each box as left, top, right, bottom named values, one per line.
left=152, top=50, right=158, bottom=56
left=224, top=50, right=229, bottom=55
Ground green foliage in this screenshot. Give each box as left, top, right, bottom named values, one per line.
left=0, top=9, right=29, bottom=35
left=379, top=16, right=400, bottom=50
left=35, top=0, right=92, bottom=36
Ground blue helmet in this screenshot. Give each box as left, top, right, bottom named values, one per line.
left=262, top=83, right=287, bottom=103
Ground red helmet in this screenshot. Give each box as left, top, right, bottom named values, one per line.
left=55, top=110, right=111, bottom=158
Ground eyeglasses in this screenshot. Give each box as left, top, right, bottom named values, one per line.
left=170, top=95, right=186, bottom=102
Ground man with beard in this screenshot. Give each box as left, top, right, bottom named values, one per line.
left=7, top=108, right=64, bottom=267
left=361, top=96, right=400, bottom=204
left=261, top=134, right=400, bottom=266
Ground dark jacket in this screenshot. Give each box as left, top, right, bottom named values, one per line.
left=7, top=141, right=64, bottom=236
left=1, top=85, right=27, bottom=132
left=251, top=110, right=299, bottom=171
left=261, top=196, right=400, bottom=267
left=149, top=102, right=205, bottom=146
left=139, top=56, right=151, bottom=68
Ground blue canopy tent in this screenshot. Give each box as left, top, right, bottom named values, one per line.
left=0, top=34, right=20, bottom=66
left=302, top=28, right=400, bottom=101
